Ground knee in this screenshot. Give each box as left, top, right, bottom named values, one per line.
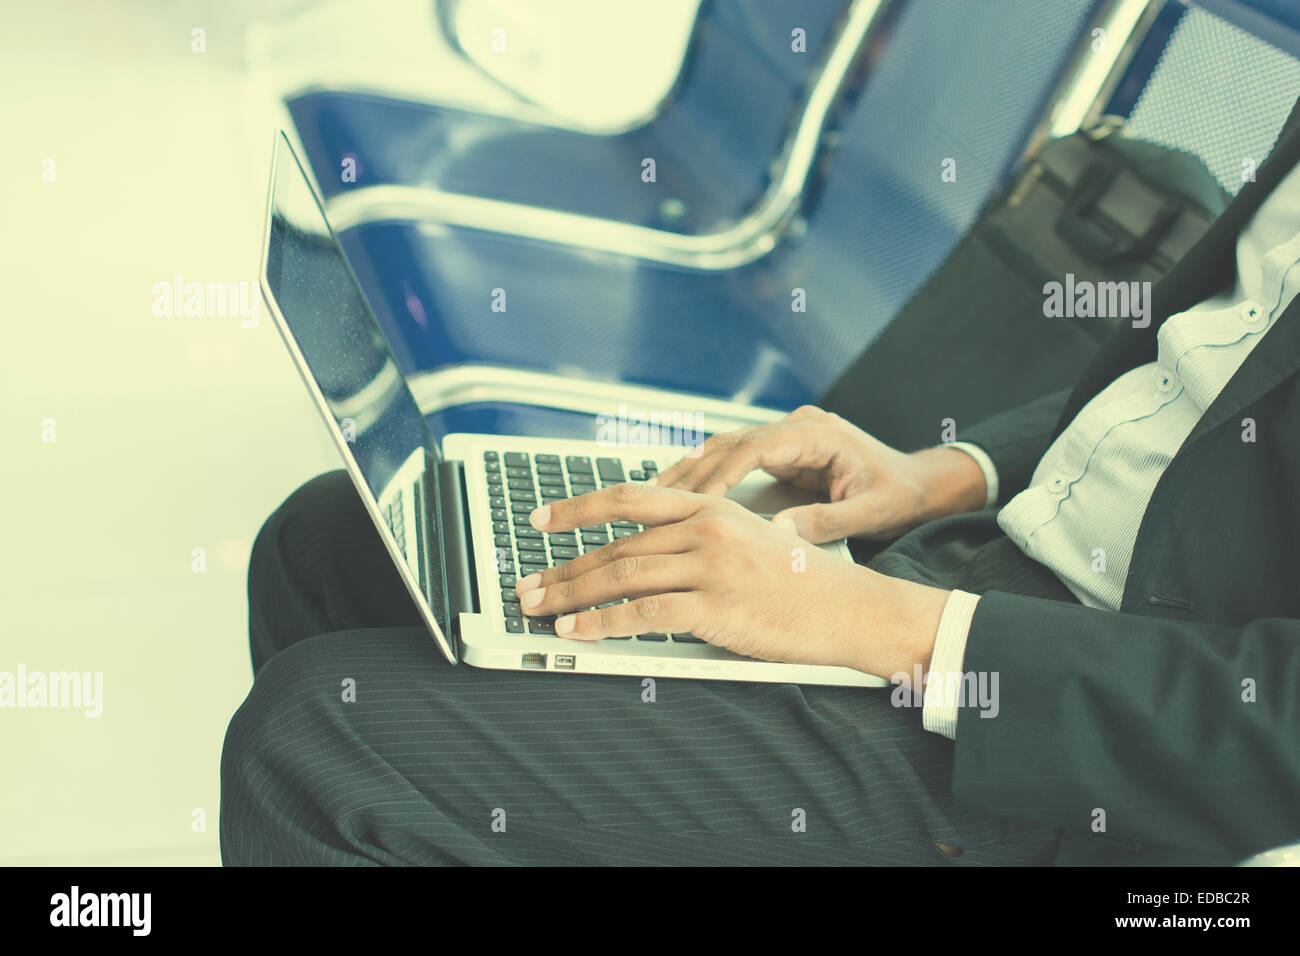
left=219, top=635, right=343, bottom=864
left=219, top=628, right=435, bottom=865
left=247, top=470, right=352, bottom=614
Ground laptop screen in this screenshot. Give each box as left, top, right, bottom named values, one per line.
left=261, top=132, right=449, bottom=630
left=263, top=133, right=441, bottom=485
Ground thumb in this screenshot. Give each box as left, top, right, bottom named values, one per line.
left=772, top=498, right=874, bottom=544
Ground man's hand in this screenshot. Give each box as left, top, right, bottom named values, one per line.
left=515, top=482, right=949, bottom=681
left=652, top=405, right=987, bottom=543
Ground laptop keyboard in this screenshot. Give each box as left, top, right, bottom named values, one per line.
left=484, top=451, right=705, bottom=645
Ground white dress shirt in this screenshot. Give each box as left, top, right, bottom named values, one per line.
left=922, top=158, right=1300, bottom=738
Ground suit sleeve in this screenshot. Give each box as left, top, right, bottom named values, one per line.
left=957, top=387, right=1072, bottom=505
left=952, top=590, right=1300, bottom=861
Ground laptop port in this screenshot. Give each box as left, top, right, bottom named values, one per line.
left=522, top=653, right=547, bottom=669
left=555, top=655, right=575, bottom=670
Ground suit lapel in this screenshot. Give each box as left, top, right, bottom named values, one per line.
left=1050, top=97, right=1300, bottom=437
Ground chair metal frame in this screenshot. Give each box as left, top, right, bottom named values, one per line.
left=324, top=0, right=891, bottom=272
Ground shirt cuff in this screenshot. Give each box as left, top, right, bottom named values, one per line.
left=921, top=589, right=981, bottom=739
left=945, top=441, right=999, bottom=509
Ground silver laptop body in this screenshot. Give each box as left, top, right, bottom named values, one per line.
left=260, top=130, right=886, bottom=688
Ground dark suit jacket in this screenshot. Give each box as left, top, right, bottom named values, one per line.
left=954, top=102, right=1300, bottom=865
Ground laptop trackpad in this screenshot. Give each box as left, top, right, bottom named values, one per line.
left=724, top=473, right=851, bottom=558
left=724, top=470, right=826, bottom=514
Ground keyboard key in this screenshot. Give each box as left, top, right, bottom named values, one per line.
left=636, top=633, right=668, bottom=642
left=489, top=496, right=506, bottom=510
left=641, top=460, right=658, bottom=472
left=581, top=532, right=608, bottom=546
left=550, top=546, right=579, bottom=561
left=485, top=461, right=500, bottom=474
left=499, top=574, right=516, bottom=588
left=505, top=466, right=531, bottom=479
left=501, top=589, right=520, bottom=606
left=672, top=633, right=705, bottom=643
left=494, top=534, right=512, bottom=548
left=528, top=617, right=557, bottom=635
left=630, top=470, right=645, bottom=481
left=536, top=453, right=560, bottom=465
left=492, top=521, right=510, bottom=535
left=504, top=452, right=529, bottom=468
left=611, top=521, right=639, bottom=530
left=505, top=617, right=524, bottom=634
left=535, top=462, right=563, bottom=475
left=509, top=490, right=537, bottom=503
left=507, top=477, right=535, bottom=491
left=520, top=562, right=548, bottom=576
left=484, top=451, right=499, bottom=461
left=491, top=508, right=507, bottom=521
left=514, top=527, right=543, bottom=539
left=565, top=456, right=593, bottom=474
left=569, top=483, right=597, bottom=496
left=612, top=528, right=638, bottom=539
left=546, top=533, right=577, bottom=547
left=537, top=472, right=566, bottom=487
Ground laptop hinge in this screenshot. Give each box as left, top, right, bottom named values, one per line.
left=437, top=459, right=478, bottom=634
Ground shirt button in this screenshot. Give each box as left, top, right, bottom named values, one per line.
left=1047, top=473, right=1068, bottom=494
left=1155, top=371, right=1175, bottom=393
left=1240, top=301, right=1266, bottom=325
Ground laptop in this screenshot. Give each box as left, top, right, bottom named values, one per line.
left=260, top=131, right=887, bottom=687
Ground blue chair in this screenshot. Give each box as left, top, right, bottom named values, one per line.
left=284, top=0, right=1299, bottom=445
left=290, top=0, right=1101, bottom=442
left=290, top=0, right=852, bottom=233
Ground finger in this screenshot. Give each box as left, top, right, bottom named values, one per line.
left=553, top=592, right=698, bottom=641
left=530, top=481, right=704, bottom=533
left=787, top=404, right=824, bottom=419
left=653, top=431, right=741, bottom=489
left=772, top=497, right=878, bottom=543
left=518, top=553, right=704, bottom=618
left=660, top=435, right=756, bottom=492
left=515, top=523, right=690, bottom=594
left=690, top=423, right=813, bottom=496
left=662, top=408, right=826, bottom=493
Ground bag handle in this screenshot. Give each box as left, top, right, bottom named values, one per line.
left=1055, top=158, right=1181, bottom=263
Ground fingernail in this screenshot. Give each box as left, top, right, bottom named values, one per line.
left=555, top=614, right=576, bottom=635
left=516, top=573, right=541, bottom=593
left=530, top=504, right=551, bottom=529
left=772, top=515, right=796, bottom=534
left=521, top=588, right=546, bottom=610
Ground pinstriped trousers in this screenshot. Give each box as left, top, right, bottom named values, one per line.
left=219, top=471, right=1073, bottom=866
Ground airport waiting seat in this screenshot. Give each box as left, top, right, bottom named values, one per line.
left=290, top=0, right=852, bottom=235
left=286, top=0, right=1099, bottom=442
left=820, top=0, right=1300, bottom=448
left=284, top=0, right=1300, bottom=449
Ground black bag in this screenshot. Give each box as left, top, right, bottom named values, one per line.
left=819, top=119, right=1229, bottom=451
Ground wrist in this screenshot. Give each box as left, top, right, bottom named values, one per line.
left=909, top=445, right=988, bottom=521
left=849, top=568, right=949, bottom=682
